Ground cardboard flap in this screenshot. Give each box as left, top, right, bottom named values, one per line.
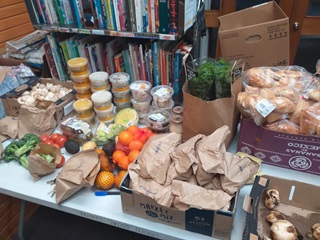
left=242, top=195, right=253, bottom=214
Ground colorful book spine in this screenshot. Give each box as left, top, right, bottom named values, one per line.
left=169, top=0, right=178, bottom=34
left=139, top=44, right=147, bottom=80
left=109, top=0, right=117, bottom=30
left=47, top=34, right=66, bottom=81
left=100, top=0, right=109, bottom=29
left=42, top=42, right=59, bottom=79
left=53, top=0, right=65, bottom=25
left=154, top=0, right=159, bottom=32
left=113, top=0, right=121, bottom=31
left=119, top=0, right=130, bottom=31
left=72, top=0, right=84, bottom=28
left=39, top=0, right=51, bottom=24
left=105, top=0, right=114, bottom=30
left=62, top=0, right=74, bottom=25
left=128, top=43, right=139, bottom=81
left=158, top=0, right=169, bottom=34
left=117, top=0, right=124, bottom=31
left=173, top=48, right=181, bottom=93
left=152, top=41, right=160, bottom=86
left=94, top=0, right=106, bottom=28
left=95, top=42, right=106, bottom=71
left=128, top=0, right=136, bottom=32
left=148, top=48, right=154, bottom=85
left=135, top=0, right=143, bottom=32
left=114, top=52, right=125, bottom=72
left=142, top=0, right=148, bottom=32
left=47, top=0, right=59, bottom=24
left=59, top=40, right=70, bottom=62
left=122, top=49, right=134, bottom=83
left=149, top=0, right=156, bottom=33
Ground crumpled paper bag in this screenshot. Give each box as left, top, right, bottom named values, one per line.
left=0, top=116, right=18, bottom=139
left=28, top=142, right=62, bottom=180
left=55, top=149, right=100, bottom=204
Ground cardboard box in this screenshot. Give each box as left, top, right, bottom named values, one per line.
left=218, top=1, right=289, bottom=69
left=1, top=78, right=76, bottom=124
left=243, top=175, right=320, bottom=239
left=120, top=174, right=238, bottom=239
left=237, top=118, right=320, bottom=175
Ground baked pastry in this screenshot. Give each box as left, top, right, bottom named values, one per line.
left=265, top=120, right=300, bottom=134
left=273, top=86, right=301, bottom=102
left=260, top=88, right=276, bottom=100
left=289, top=99, right=312, bottom=125
left=244, top=94, right=265, bottom=125
left=270, top=97, right=295, bottom=114
left=300, top=103, right=320, bottom=135
left=245, top=68, right=276, bottom=88
left=266, top=112, right=288, bottom=124
left=308, top=89, right=320, bottom=102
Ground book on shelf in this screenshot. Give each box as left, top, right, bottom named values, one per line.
left=80, top=0, right=98, bottom=28
left=118, top=0, right=130, bottom=31
left=24, top=0, right=43, bottom=24
left=62, top=0, right=75, bottom=25
left=113, top=0, right=121, bottom=31
left=104, top=0, right=115, bottom=30
left=100, top=0, right=109, bottom=29
left=42, top=42, right=59, bottom=79
left=142, top=0, right=149, bottom=32
left=134, top=0, right=143, bottom=32
left=47, top=0, right=59, bottom=24
left=169, top=0, right=179, bottom=34
left=109, top=0, right=118, bottom=30
left=121, top=49, right=134, bottom=83
left=71, top=0, right=84, bottom=28
left=127, top=0, right=136, bottom=32
left=53, top=0, right=65, bottom=26
left=93, top=0, right=106, bottom=29
left=128, top=42, right=139, bottom=82
left=149, top=0, right=156, bottom=33
left=114, top=52, right=125, bottom=72
left=105, top=38, right=128, bottom=74
left=95, top=42, right=106, bottom=71
left=158, top=0, right=169, bottom=33
left=154, top=0, right=160, bottom=32
left=151, top=41, right=160, bottom=86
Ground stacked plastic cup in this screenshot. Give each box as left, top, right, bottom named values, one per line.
left=89, top=71, right=111, bottom=93
left=72, top=98, right=95, bottom=124
left=67, top=57, right=92, bottom=99
left=129, top=80, right=152, bottom=125
left=110, top=72, right=131, bottom=111
left=150, top=85, right=175, bottom=113
left=91, top=90, right=115, bottom=124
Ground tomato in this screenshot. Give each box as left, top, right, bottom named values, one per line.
left=56, top=155, right=65, bottom=168
left=56, top=135, right=67, bottom=148
left=44, top=139, right=55, bottom=145
left=40, top=134, right=50, bottom=143
left=50, top=133, right=61, bottom=142
left=52, top=143, right=61, bottom=150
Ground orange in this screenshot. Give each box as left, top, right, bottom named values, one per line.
left=129, top=139, right=143, bottom=152
left=145, top=129, right=154, bottom=139
left=114, top=170, right=127, bottom=189
left=117, top=155, right=130, bottom=170
left=112, top=150, right=126, bottom=164
left=127, top=125, right=140, bottom=136
left=118, top=130, right=133, bottom=146
left=133, top=132, right=148, bottom=144
left=95, top=171, right=115, bottom=190
left=128, top=150, right=140, bottom=163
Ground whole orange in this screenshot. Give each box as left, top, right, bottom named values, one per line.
left=129, top=139, right=143, bottom=152
left=118, top=131, right=133, bottom=146
left=128, top=150, right=140, bottom=163
left=112, top=150, right=126, bottom=164
left=95, top=171, right=115, bottom=190
left=114, top=170, right=127, bottom=189
left=133, top=132, right=148, bottom=144
left=127, top=125, right=140, bottom=136
left=117, top=155, right=130, bottom=170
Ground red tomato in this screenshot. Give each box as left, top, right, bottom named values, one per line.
left=50, top=133, right=61, bottom=142
left=56, top=135, right=67, bottom=148
left=56, top=156, right=65, bottom=168
left=52, top=143, right=61, bottom=150
left=40, top=134, right=50, bottom=143
left=44, top=139, right=55, bottom=145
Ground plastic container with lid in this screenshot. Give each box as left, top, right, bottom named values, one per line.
left=89, top=71, right=109, bottom=87
left=73, top=98, right=93, bottom=118
left=71, top=72, right=90, bottom=86
left=114, top=99, right=131, bottom=111
left=91, top=84, right=110, bottom=92
left=97, top=117, right=114, bottom=125
left=152, top=99, right=175, bottom=113
left=147, top=110, right=171, bottom=129
left=131, top=95, right=152, bottom=114
left=74, top=84, right=92, bottom=99
left=138, top=111, right=150, bottom=125
left=112, top=88, right=131, bottom=99
left=150, top=85, right=174, bottom=108
left=67, top=57, right=89, bottom=76
left=130, top=80, right=152, bottom=101
left=169, top=115, right=183, bottom=134
left=78, top=112, right=95, bottom=125
left=172, top=106, right=184, bottom=116
left=91, top=90, right=112, bottom=110
left=109, top=72, right=130, bottom=89
left=94, top=104, right=114, bottom=120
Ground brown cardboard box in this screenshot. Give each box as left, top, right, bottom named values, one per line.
left=218, top=1, right=289, bottom=69
left=243, top=175, right=320, bottom=239
left=120, top=174, right=238, bottom=239
left=237, top=118, right=320, bottom=176
left=1, top=78, right=76, bottom=124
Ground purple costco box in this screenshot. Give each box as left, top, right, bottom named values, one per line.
left=237, top=118, right=320, bottom=175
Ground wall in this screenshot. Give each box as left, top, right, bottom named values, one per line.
left=0, top=0, right=34, bottom=49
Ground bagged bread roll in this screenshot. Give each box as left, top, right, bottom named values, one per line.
left=317, top=125, right=320, bottom=136
left=264, top=120, right=300, bottom=134
left=266, top=112, right=289, bottom=124
left=245, top=94, right=266, bottom=125
left=300, top=103, right=320, bottom=135
left=289, top=99, right=312, bottom=125
left=244, top=67, right=278, bottom=88
left=308, top=89, right=320, bottom=102
left=270, top=97, right=295, bottom=114
left=259, top=88, right=276, bottom=100
left=273, top=86, right=301, bottom=102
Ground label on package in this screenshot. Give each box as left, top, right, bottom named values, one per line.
left=154, top=87, right=170, bottom=97
left=255, top=99, right=275, bottom=117
left=63, top=100, right=75, bottom=116
left=149, top=113, right=166, bottom=122
left=130, top=83, right=142, bottom=91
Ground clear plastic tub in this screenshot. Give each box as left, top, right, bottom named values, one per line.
left=97, top=117, right=114, bottom=125
left=74, top=84, right=92, bottom=94
left=114, top=99, right=131, bottom=111
left=91, top=84, right=110, bottom=92
left=89, top=71, right=109, bottom=87
left=138, top=111, right=150, bottom=125
left=91, top=90, right=112, bottom=110
left=73, top=99, right=93, bottom=118
left=152, top=99, right=175, bottom=113
left=172, top=106, right=184, bottom=116
left=112, top=88, right=131, bottom=99
left=109, top=72, right=130, bottom=89
left=71, top=72, right=90, bottom=86
left=130, top=80, right=152, bottom=101
left=147, top=110, right=171, bottom=129
left=94, top=105, right=114, bottom=120
left=76, top=93, right=92, bottom=99
left=131, top=95, right=152, bottom=114
left=67, top=57, right=89, bottom=76
left=78, top=112, right=95, bottom=125
left=150, top=85, right=174, bottom=108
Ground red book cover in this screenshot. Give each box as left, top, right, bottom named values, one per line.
left=114, top=52, right=125, bottom=72
left=169, top=0, right=178, bottom=34
left=154, top=0, right=159, bottom=32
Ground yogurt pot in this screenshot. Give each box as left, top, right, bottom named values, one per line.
left=131, top=95, right=152, bottom=114
left=130, top=80, right=152, bottom=101
left=147, top=110, right=171, bottom=129
left=73, top=98, right=93, bottom=119
left=91, top=84, right=111, bottom=92
left=114, top=99, right=132, bottom=111
left=112, top=88, right=131, bottom=99
left=150, top=85, right=174, bottom=108
left=78, top=112, right=95, bottom=125
left=91, top=90, right=112, bottom=110
left=76, top=93, right=92, bottom=99
left=89, top=71, right=109, bottom=88
left=97, top=117, right=114, bottom=125
left=67, top=57, right=89, bottom=76
left=71, top=72, right=90, bottom=86
left=74, top=84, right=92, bottom=99
left=94, top=105, right=114, bottom=120
left=109, top=72, right=130, bottom=89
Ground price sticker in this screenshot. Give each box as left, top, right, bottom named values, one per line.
left=154, top=87, right=170, bottom=97
left=130, top=83, right=141, bottom=91
left=92, top=29, right=105, bottom=35
left=255, top=99, right=275, bottom=117
left=149, top=113, right=166, bottom=122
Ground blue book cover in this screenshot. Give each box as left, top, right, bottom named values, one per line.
left=142, top=0, right=148, bottom=32
left=71, top=0, right=83, bottom=28
left=173, top=48, right=181, bottom=93
left=152, top=41, right=160, bottom=86
left=100, top=0, right=109, bottom=29
left=122, top=49, right=134, bottom=83
left=110, top=0, right=117, bottom=31
left=93, top=0, right=106, bottom=29
left=158, top=0, right=169, bottom=34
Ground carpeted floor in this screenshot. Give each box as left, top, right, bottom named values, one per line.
left=14, top=206, right=158, bottom=240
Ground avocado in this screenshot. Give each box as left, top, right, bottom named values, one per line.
left=102, top=141, right=116, bottom=157
left=64, top=140, right=80, bottom=154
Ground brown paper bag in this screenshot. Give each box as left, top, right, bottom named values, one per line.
left=182, top=78, right=242, bottom=147
left=0, top=116, right=19, bottom=139
left=28, top=142, right=63, bottom=180
left=55, top=149, right=100, bottom=204
left=18, top=104, right=57, bottom=138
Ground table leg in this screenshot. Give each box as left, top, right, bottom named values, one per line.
left=18, top=200, right=26, bottom=240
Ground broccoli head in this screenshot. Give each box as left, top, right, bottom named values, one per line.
left=15, top=134, right=40, bottom=158
left=21, top=133, right=41, bottom=145
left=3, top=140, right=26, bottom=162
left=18, top=154, right=29, bottom=169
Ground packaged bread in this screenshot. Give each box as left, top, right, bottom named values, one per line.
left=266, top=112, right=289, bottom=124
left=244, top=67, right=279, bottom=88
left=270, top=97, right=295, bottom=114
left=259, top=88, right=276, bottom=100
left=308, top=89, right=320, bottom=102
left=289, top=99, right=312, bottom=125
left=264, top=120, right=300, bottom=134
left=272, top=86, right=301, bottom=102
left=300, top=102, right=320, bottom=135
